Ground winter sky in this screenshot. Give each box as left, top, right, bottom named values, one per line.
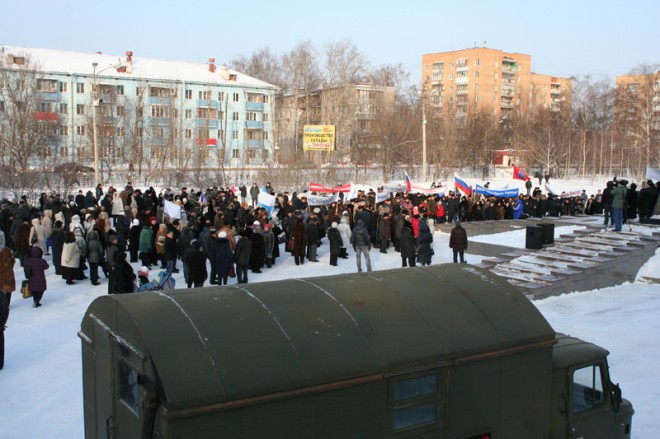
left=3, top=0, right=658, bottom=82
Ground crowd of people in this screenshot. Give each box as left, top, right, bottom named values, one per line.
left=0, top=176, right=659, bottom=370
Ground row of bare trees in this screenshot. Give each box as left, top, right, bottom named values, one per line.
left=0, top=41, right=658, bottom=196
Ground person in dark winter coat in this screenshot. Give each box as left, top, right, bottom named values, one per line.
left=449, top=221, right=468, bottom=263
left=128, top=219, right=141, bottom=263
left=214, top=231, right=234, bottom=285
left=112, top=251, right=136, bottom=294
left=51, top=220, right=65, bottom=275
left=262, top=224, right=275, bottom=268
left=290, top=216, right=308, bottom=266
left=327, top=222, right=343, bottom=266
left=164, top=230, right=179, bottom=274
left=0, top=247, right=16, bottom=306
left=183, top=240, right=207, bottom=288
left=416, top=220, right=434, bottom=266
left=86, top=230, right=103, bottom=286
left=233, top=230, right=252, bottom=284
left=249, top=222, right=265, bottom=273
left=351, top=219, right=372, bottom=272
left=306, top=216, right=320, bottom=262
left=14, top=218, right=31, bottom=267
left=378, top=213, right=392, bottom=253
left=25, top=246, right=48, bottom=307
left=399, top=217, right=416, bottom=267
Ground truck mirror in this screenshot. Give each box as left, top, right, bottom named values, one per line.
left=610, top=382, right=622, bottom=412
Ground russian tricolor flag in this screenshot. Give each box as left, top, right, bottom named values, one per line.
left=404, top=172, right=412, bottom=193
left=454, top=175, right=472, bottom=196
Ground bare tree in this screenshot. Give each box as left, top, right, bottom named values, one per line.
left=615, top=63, right=660, bottom=174
left=0, top=52, right=54, bottom=177
left=323, top=39, right=369, bottom=85
left=228, top=47, right=285, bottom=90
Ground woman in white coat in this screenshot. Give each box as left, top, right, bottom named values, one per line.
left=28, top=218, right=47, bottom=255
left=61, top=231, right=81, bottom=285
left=337, top=214, right=352, bottom=259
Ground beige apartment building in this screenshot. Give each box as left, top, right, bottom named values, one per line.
left=422, top=47, right=572, bottom=118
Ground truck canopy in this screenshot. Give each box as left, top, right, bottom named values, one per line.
left=81, top=264, right=555, bottom=412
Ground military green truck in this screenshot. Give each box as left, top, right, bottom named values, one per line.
left=79, top=264, right=633, bottom=438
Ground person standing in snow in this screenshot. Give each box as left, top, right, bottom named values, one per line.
left=351, top=219, right=372, bottom=273
left=25, top=246, right=48, bottom=307
left=327, top=221, right=343, bottom=266
left=449, top=221, right=468, bottom=264
left=0, top=247, right=16, bottom=306
left=416, top=220, right=434, bottom=266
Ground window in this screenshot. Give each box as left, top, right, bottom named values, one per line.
left=136, top=87, right=142, bottom=97
left=185, top=109, right=192, bottom=119
left=59, top=103, right=68, bottom=114
left=151, top=106, right=168, bottom=118
left=449, top=74, right=453, bottom=80
left=264, top=131, right=269, bottom=140
left=390, top=373, right=446, bottom=433
left=185, top=129, right=192, bottom=139
left=37, top=79, right=58, bottom=93
left=246, top=112, right=257, bottom=121
left=199, top=90, right=211, bottom=100
left=185, top=90, right=192, bottom=99
left=116, top=106, right=125, bottom=117
left=76, top=104, right=85, bottom=115
left=475, top=59, right=480, bottom=66
left=197, top=107, right=217, bottom=119
left=218, top=91, right=225, bottom=101
left=60, top=126, right=69, bottom=136
left=119, top=361, right=140, bottom=414
left=572, top=364, right=605, bottom=413
left=76, top=83, right=85, bottom=94
left=116, top=85, right=125, bottom=96
left=117, top=126, right=125, bottom=137
left=474, top=71, right=479, bottom=78
left=76, top=125, right=86, bottom=136
left=232, top=130, right=239, bottom=139
left=232, top=149, right=240, bottom=159
left=232, top=93, right=240, bottom=102
left=59, top=82, right=68, bottom=93
left=263, top=95, right=269, bottom=104
left=232, top=112, right=239, bottom=121
left=263, top=113, right=269, bottom=122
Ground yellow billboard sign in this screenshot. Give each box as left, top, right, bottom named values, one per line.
left=303, top=125, right=335, bottom=151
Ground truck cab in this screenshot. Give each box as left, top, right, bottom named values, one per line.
left=550, top=334, right=634, bottom=439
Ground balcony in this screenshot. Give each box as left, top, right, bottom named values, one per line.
left=500, top=101, right=514, bottom=109
left=195, top=138, right=217, bottom=147
left=245, top=120, right=264, bottom=129
left=195, top=118, right=219, bottom=129
left=196, top=99, right=218, bottom=108
left=455, top=76, right=469, bottom=84
left=148, top=97, right=172, bottom=105
left=247, top=139, right=264, bottom=149
left=456, top=89, right=468, bottom=95
left=246, top=101, right=264, bottom=112
left=33, top=112, right=59, bottom=122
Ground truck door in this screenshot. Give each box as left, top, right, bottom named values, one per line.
left=569, top=363, right=612, bottom=438
left=91, top=317, right=145, bottom=438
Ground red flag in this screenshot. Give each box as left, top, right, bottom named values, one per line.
left=513, top=165, right=530, bottom=181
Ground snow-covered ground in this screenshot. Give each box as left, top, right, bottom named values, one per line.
left=1, top=227, right=658, bottom=438
left=1, top=175, right=658, bottom=438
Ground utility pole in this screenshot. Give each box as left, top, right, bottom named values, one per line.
left=422, top=100, right=428, bottom=182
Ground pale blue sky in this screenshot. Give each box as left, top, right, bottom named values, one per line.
left=3, top=0, right=658, bottom=83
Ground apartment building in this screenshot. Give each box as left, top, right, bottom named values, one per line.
left=275, top=82, right=396, bottom=164
left=421, top=47, right=572, bottom=118
left=0, top=45, right=277, bottom=170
